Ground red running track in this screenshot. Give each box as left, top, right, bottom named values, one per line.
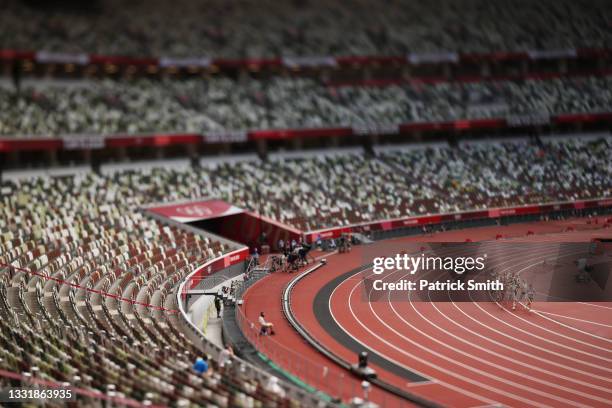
left=242, top=219, right=612, bottom=407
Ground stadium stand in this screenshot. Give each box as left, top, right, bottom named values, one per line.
left=223, top=137, right=610, bottom=230
left=0, top=173, right=309, bottom=406
left=2, top=137, right=608, bottom=231
left=1, top=0, right=611, bottom=57
left=378, top=138, right=611, bottom=212
left=1, top=76, right=612, bottom=137
left=0, top=134, right=609, bottom=405
left=0, top=2, right=611, bottom=406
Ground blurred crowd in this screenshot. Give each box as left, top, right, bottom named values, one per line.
left=0, top=0, right=610, bottom=58
left=3, top=137, right=603, bottom=231
left=379, top=139, right=611, bottom=216
left=211, top=138, right=611, bottom=229
left=0, top=136, right=608, bottom=405
left=0, top=171, right=293, bottom=406
left=1, top=76, right=611, bottom=136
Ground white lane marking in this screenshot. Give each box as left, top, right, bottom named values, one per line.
left=349, top=271, right=554, bottom=408
left=456, top=245, right=612, bottom=376
left=495, top=253, right=612, bottom=348
left=329, top=271, right=498, bottom=406
left=325, top=228, right=610, bottom=406
left=425, top=297, right=612, bottom=384
left=454, top=297, right=612, bottom=374
left=413, top=243, right=612, bottom=371
left=578, top=302, right=612, bottom=310
left=375, top=244, right=612, bottom=408
left=465, top=252, right=612, bottom=360
left=533, top=310, right=612, bottom=328
left=388, top=246, right=612, bottom=401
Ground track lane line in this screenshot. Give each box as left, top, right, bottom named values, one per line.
left=349, top=271, right=556, bottom=408
left=376, top=249, right=612, bottom=405
left=491, top=254, right=612, bottom=348
left=533, top=310, right=612, bottom=328
left=329, top=270, right=499, bottom=407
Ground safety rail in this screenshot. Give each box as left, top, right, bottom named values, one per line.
left=246, top=255, right=271, bottom=275
left=190, top=269, right=243, bottom=292
left=234, top=257, right=273, bottom=302
left=234, top=289, right=354, bottom=403
left=245, top=257, right=256, bottom=276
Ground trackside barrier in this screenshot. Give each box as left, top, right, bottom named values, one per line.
left=234, top=298, right=355, bottom=402
left=304, top=197, right=612, bottom=242
left=176, top=252, right=334, bottom=407
left=282, top=262, right=444, bottom=408
left=233, top=266, right=348, bottom=403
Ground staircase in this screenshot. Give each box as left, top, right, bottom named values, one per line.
left=246, top=256, right=271, bottom=278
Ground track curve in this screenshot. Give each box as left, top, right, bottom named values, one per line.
left=245, top=219, right=612, bottom=407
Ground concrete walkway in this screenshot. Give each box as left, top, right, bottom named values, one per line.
left=188, top=274, right=245, bottom=348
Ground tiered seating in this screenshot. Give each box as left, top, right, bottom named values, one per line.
left=101, top=137, right=611, bottom=232
left=273, top=153, right=438, bottom=228
left=0, top=135, right=609, bottom=404
left=0, top=175, right=301, bottom=406
left=203, top=137, right=610, bottom=230
left=1, top=76, right=612, bottom=136
left=0, top=0, right=610, bottom=57
left=78, top=138, right=612, bottom=232
left=379, top=138, right=612, bottom=213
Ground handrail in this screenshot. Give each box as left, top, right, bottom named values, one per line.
left=245, top=257, right=255, bottom=276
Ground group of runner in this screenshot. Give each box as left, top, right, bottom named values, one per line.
left=490, top=270, right=536, bottom=311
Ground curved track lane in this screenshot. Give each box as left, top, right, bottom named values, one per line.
left=326, top=229, right=612, bottom=406
left=245, top=219, right=612, bottom=407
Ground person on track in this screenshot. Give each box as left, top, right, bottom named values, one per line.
left=506, top=272, right=517, bottom=309
left=329, top=238, right=337, bottom=250
left=510, top=271, right=527, bottom=311
left=496, top=271, right=510, bottom=306
left=277, top=238, right=285, bottom=253
left=252, top=248, right=260, bottom=265
left=258, top=312, right=275, bottom=335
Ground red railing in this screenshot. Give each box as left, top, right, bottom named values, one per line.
left=304, top=198, right=612, bottom=242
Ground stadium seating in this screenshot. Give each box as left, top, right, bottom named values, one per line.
left=0, top=174, right=303, bottom=406
left=379, top=139, right=611, bottom=213
left=101, top=138, right=610, bottom=231
left=0, top=135, right=609, bottom=404
left=1, top=76, right=612, bottom=136
left=2, top=1, right=610, bottom=405
left=4, top=137, right=606, bottom=232
left=1, top=0, right=610, bottom=57
left=262, top=138, right=610, bottom=229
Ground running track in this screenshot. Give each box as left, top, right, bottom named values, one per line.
left=242, top=219, right=612, bottom=407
